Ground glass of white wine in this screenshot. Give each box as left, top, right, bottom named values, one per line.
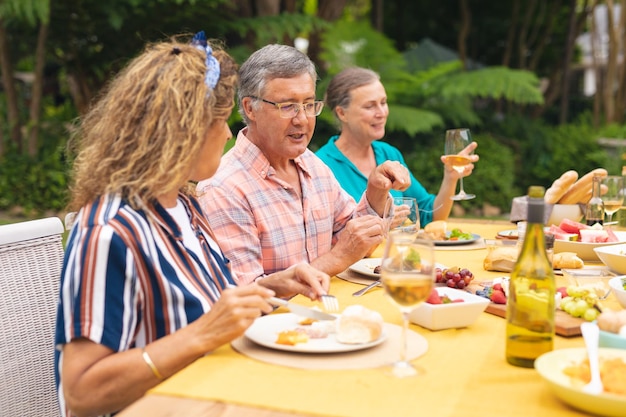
left=380, top=234, right=435, bottom=377
left=443, top=128, right=475, bottom=201
left=601, top=175, right=624, bottom=226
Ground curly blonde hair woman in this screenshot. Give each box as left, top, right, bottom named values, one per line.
left=56, top=33, right=329, bottom=417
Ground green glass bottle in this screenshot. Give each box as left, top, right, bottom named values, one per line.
left=506, top=186, right=555, bottom=368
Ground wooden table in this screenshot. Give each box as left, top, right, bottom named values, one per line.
left=118, top=220, right=620, bottom=417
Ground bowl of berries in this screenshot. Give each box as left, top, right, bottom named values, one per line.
left=409, top=286, right=490, bottom=330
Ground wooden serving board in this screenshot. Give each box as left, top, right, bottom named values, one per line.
left=483, top=303, right=583, bottom=337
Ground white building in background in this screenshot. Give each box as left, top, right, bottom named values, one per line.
left=576, top=3, right=623, bottom=96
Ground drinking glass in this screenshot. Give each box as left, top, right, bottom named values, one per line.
left=380, top=235, right=435, bottom=377
left=385, top=197, right=420, bottom=240
left=443, top=128, right=475, bottom=201
left=601, top=175, right=624, bottom=225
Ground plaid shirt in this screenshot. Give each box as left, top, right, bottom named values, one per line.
left=197, top=129, right=375, bottom=284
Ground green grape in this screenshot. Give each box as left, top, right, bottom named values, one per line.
left=583, top=308, right=599, bottom=322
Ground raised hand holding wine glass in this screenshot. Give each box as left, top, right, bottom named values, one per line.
left=380, top=235, right=435, bottom=377
left=601, top=175, right=624, bottom=226
left=443, top=128, right=476, bottom=201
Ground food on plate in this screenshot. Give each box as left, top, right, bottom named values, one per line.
left=550, top=218, right=619, bottom=243
left=424, top=220, right=447, bottom=240
left=276, top=329, right=310, bottom=346
left=552, top=252, right=584, bottom=269
left=373, top=265, right=381, bottom=274
left=559, top=285, right=601, bottom=321
left=558, top=168, right=608, bottom=205
left=597, top=309, right=626, bottom=335
left=483, top=245, right=518, bottom=272
left=298, top=317, right=317, bottom=326
left=446, top=228, right=473, bottom=241
left=563, top=357, right=626, bottom=396
left=544, top=170, right=579, bottom=204
left=475, top=282, right=507, bottom=304
left=435, top=266, right=474, bottom=289
left=426, top=288, right=464, bottom=304
left=335, top=305, right=383, bottom=344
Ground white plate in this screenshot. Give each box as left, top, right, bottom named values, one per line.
left=535, top=347, right=626, bottom=417
left=434, top=233, right=481, bottom=246
left=244, top=313, right=387, bottom=353
left=554, top=231, right=626, bottom=261
left=348, top=258, right=447, bottom=279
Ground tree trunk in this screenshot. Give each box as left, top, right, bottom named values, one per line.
left=559, top=0, right=579, bottom=124
left=457, top=0, right=470, bottom=70
left=517, top=0, right=538, bottom=69
left=615, top=2, right=626, bottom=123
left=0, top=18, right=23, bottom=153
left=502, top=0, right=520, bottom=67
left=371, top=0, right=383, bottom=32
left=27, top=22, right=49, bottom=157
left=528, top=0, right=562, bottom=72
left=604, top=0, right=618, bottom=123
left=255, top=0, right=280, bottom=15
left=307, top=0, right=348, bottom=70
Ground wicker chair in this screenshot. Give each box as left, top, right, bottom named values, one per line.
left=0, top=217, right=64, bottom=416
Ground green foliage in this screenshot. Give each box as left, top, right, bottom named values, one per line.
left=0, top=0, right=49, bottom=25
left=0, top=147, right=69, bottom=213
left=385, top=105, right=443, bottom=136
left=438, top=67, right=544, bottom=104
left=229, top=13, right=328, bottom=48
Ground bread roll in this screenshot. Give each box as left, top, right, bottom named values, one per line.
left=558, top=168, right=608, bottom=204
left=483, top=246, right=518, bottom=272
left=545, top=170, right=578, bottom=204
left=424, top=220, right=447, bottom=240
left=336, top=305, right=383, bottom=344
left=552, top=252, right=584, bottom=269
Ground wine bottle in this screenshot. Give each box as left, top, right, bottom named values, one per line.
left=506, top=186, right=555, bottom=368
left=585, top=174, right=604, bottom=226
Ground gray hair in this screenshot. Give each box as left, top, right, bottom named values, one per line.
left=238, top=44, right=318, bottom=124
left=324, top=67, right=380, bottom=120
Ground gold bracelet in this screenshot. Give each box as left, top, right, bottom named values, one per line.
left=141, top=348, right=164, bottom=380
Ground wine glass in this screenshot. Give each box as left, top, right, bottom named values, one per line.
left=385, top=197, right=420, bottom=240
left=601, top=175, right=624, bottom=226
left=443, top=128, right=475, bottom=201
left=380, top=234, right=435, bottom=377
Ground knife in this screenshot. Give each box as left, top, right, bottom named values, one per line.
left=268, top=297, right=337, bottom=321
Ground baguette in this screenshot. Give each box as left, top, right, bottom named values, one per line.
left=558, top=168, right=608, bottom=204
left=545, top=170, right=578, bottom=204
left=552, top=252, right=584, bottom=269
left=576, top=183, right=608, bottom=205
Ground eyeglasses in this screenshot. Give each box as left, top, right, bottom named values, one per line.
left=250, top=96, right=324, bottom=118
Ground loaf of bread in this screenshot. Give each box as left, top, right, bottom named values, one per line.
left=559, top=168, right=608, bottom=204
left=545, top=170, right=578, bottom=204
left=483, top=246, right=518, bottom=272
left=424, top=220, right=447, bottom=240
left=552, top=252, right=584, bottom=269
left=336, top=305, right=383, bottom=344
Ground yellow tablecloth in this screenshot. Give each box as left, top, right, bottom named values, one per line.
left=147, top=221, right=619, bottom=417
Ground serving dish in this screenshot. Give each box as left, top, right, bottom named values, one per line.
left=608, top=276, right=626, bottom=308
left=535, top=347, right=626, bottom=417
left=599, top=329, right=626, bottom=350
left=595, top=244, right=626, bottom=275
left=554, top=231, right=626, bottom=261
left=244, top=313, right=387, bottom=353
left=409, top=287, right=489, bottom=330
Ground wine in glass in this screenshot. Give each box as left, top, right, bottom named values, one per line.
left=443, top=128, right=475, bottom=201
left=380, top=235, right=435, bottom=377
left=601, top=175, right=624, bottom=226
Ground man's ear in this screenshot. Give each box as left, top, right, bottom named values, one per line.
left=241, top=97, right=257, bottom=122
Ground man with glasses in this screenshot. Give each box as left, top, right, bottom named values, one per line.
left=197, top=44, right=410, bottom=285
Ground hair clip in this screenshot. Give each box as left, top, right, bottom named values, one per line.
left=171, top=47, right=181, bottom=55
left=191, top=31, right=220, bottom=91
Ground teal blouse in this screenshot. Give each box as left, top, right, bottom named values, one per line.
left=316, top=135, right=436, bottom=226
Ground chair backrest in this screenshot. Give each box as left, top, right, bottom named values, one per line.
left=0, top=217, right=64, bottom=417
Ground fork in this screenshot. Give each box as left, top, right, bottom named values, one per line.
left=320, top=294, right=340, bottom=313
left=581, top=321, right=603, bottom=395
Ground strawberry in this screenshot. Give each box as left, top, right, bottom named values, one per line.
left=426, top=289, right=442, bottom=304
left=490, top=290, right=507, bottom=304
left=556, top=286, right=568, bottom=299
left=493, top=283, right=503, bottom=291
